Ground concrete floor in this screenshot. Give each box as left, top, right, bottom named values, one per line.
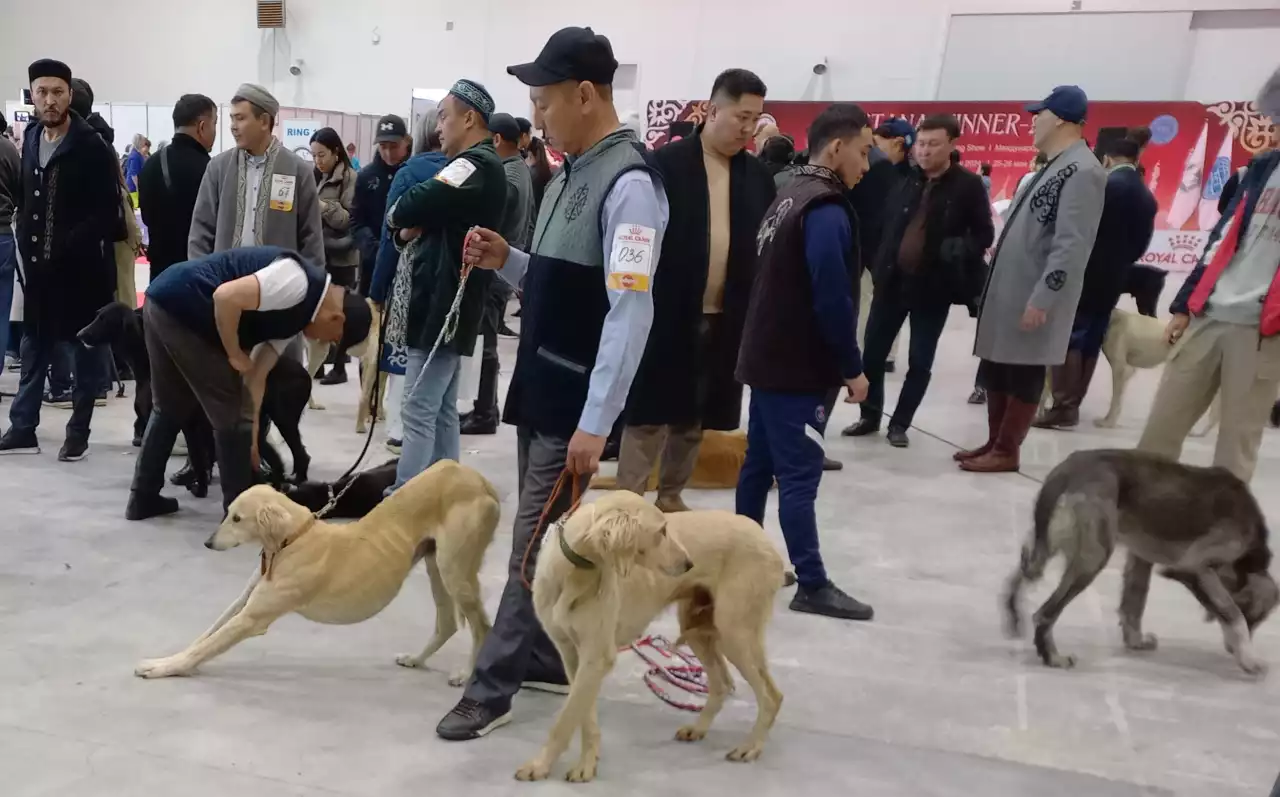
left=2, top=302, right=1279, bottom=797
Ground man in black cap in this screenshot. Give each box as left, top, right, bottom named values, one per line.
left=352, top=114, right=411, bottom=294
left=435, top=28, right=669, bottom=744
left=125, top=246, right=370, bottom=519
left=461, top=112, right=534, bottom=435
left=515, top=117, right=533, bottom=154
left=0, top=60, right=121, bottom=460
left=382, top=80, right=506, bottom=495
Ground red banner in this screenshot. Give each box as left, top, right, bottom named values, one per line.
left=645, top=99, right=1276, bottom=270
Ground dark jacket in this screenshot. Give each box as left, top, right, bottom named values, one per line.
left=1174, top=150, right=1280, bottom=334
left=351, top=152, right=405, bottom=292
left=848, top=151, right=912, bottom=277
left=16, top=113, right=123, bottom=340
left=137, top=133, right=211, bottom=278
left=626, top=132, right=775, bottom=430
left=874, top=162, right=995, bottom=309
left=1077, top=165, right=1157, bottom=315
left=738, top=166, right=861, bottom=392
left=0, top=136, right=19, bottom=229
left=369, top=151, right=448, bottom=305
left=388, top=140, right=506, bottom=357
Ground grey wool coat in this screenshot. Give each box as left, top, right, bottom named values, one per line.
left=974, top=139, right=1106, bottom=365
left=187, top=141, right=325, bottom=267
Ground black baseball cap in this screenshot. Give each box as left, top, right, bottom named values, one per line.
left=515, top=117, right=532, bottom=135
left=374, top=114, right=408, bottom=143
left=507, top=27, right=618, bottom=87
left=488, top=113, right=521, bottom=143
left=1026, top=85, right=1088, bottom=125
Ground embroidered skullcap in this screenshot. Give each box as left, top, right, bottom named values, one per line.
left=449, top=79, right=495, bottom=123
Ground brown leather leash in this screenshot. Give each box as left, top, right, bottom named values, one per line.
left=520, top=469, right=585, bottom=589
left=260, top=515, right=318, bottom=581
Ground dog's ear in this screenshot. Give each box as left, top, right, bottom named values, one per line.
left=589, top=508, right=641, bottom=577
left=254, top=502, right=293, bottom=553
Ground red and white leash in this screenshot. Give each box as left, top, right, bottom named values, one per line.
left=628, top=635, right=707, bottom=713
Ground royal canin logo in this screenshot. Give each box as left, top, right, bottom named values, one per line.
left=629, top=225, right=644, bottom=236
left=1170, top=234, right=1203, bottom=252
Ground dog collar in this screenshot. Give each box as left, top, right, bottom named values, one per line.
left=556, top=519, right=596, bottom=570
left=261, top=516, right=319, bottom=580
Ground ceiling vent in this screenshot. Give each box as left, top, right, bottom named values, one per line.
left=258, top=0, right=285, bottom=28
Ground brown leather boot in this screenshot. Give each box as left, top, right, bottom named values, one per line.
left=1033, top=352, right=1082, bottom=429
left=961, top=397, right=1039, bottom=473
left=955, top=391, right=1008, bottom=462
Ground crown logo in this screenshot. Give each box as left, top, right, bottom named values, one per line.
left=1170, top=234, right=1202, bottom=252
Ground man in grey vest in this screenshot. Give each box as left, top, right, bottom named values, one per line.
left=434, top=26, right=670, bottom=743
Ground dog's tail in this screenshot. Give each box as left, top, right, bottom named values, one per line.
left=1002, top=485, right=1060, bottom=639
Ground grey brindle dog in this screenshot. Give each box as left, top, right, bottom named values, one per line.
left=1004, top=449, right=1278, bottom=675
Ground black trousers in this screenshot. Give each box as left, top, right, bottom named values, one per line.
left=472, top=282, right=511, bottom=421
left=860, top=292, right=950, bottom=430
left=976, top=360, right=1046, bottom=405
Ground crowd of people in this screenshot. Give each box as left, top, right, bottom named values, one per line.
left=1, top=32, right=1279, bottom=748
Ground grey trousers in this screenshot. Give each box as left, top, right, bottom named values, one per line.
left=463, top=426, right=572, bottom=708
left=144, top=302, right=252, bottom=431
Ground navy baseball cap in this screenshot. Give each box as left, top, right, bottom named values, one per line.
left=1026, top=85, right=1088, bottom=124
left=875, top=117, right=916, bottom=148
left=508, top=27, right=619, bottom=87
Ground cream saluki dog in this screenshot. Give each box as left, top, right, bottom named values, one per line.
left=305, top=299, right=386, bottom=431
left=134, top=460, right=498, bottom=683
left=518, top=491, right=785, bottom=783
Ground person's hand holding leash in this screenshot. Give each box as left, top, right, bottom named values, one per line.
left=566, top=429, right=606, bottom=475
left=463, top=227, right=510, bottom=271
left=227, top=349, right=253, bottom=374
left=1166, top=313, right=1190, bottom=345
left=1020, top=305, right=1048, bottom=331
left=398, top=227, right=422, bottom=243
left=844, top=374, right=869, bottom=404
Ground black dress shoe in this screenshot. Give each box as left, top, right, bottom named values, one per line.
left=436, top=698, right=512, bottom=741
left=886, top=427, right=909, bottom=448
left=460, top=414, right=498, bottom=435
left=126, top=491, right=180, bottom=521
left=841, top=418, right=880, bottom=437
left=319, top=364, right=347, bottom=385
left=967, top=387, right=987, bottom=405
left=822, top=457, right=843, bottom=471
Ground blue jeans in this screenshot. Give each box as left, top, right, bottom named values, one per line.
left=0, top=233, right=14, bottom=363
left=735, top=389, right=830, bottom=590
left=390, top=346, right=461, bottom=493
left=9, top=330, right=104, bottom=441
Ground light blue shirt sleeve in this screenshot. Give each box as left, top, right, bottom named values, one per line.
left=578, top=170, right=669, bottom=436
left=497, top=247, right=530, bottom=288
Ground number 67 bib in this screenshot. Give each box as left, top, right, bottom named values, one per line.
left=607, top=225, right=656, bottom=292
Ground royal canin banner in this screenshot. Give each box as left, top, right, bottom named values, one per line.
left=646, top=99, right=1277, bottom=271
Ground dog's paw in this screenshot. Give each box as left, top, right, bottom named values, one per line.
left=134, top=657, right=190, bottom=679
left=1237, top=655, right=1267, bottom=677
left=309, top=400, right=327, bottom=411
left=726, top=742, right=764, bottom=763
left=447, top=671, right=468, bottom=688
left=565, top=759, right=598, bottom=783
left=675, top=725, right=706, bottom=743
left=1093, top=417, right=1118, bottom=429
left=1124, top=633, right=1159, bottom=652
left=514, top=759, right=552, bottom=782
left=395, top=654, right=426, bottom=669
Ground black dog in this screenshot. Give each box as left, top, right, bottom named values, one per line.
left=78, top=301, right=313, bottom=489
left=284, top=458, right=398, bottom=519
left=1124, top=264, right=1168, bottom=319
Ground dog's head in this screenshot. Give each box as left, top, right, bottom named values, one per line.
left=77, top=302, right=135, bottom=347
left=206, top=485, right=308, bottom=555
left=569, top=492, right=692, bottom=578
left=1162, top=566, right=1280, bottom=634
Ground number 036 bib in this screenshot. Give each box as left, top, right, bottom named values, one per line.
left=607, top=225, right=656, bottom=292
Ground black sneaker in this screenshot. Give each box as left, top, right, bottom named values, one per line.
left=0, top=428, right=40, bottom=455
left=43, top=390, right=73, bottom=409
left=386, top=438, right=402, bottom=454
left=436, top=698, right=512, bottom=741
left=95, top=392, right=108, bottom=407
left=58, top=438, right=89, bottom=462
left=841, top=418, right=880, bottom=437
left=497, top=323, right=519, bottom=339
left=790, top=582, right=875, bottom=621
left=822, top=457, right=843, bottom=472
left=521, top=670, right=570, bottom=695
left=887, top=427, right=909, bottom=448
left=967, top=387, right=987, bottom=405
left=126, top=492, right=180, bottom=521
left=319, top=366, right=348, bottom=386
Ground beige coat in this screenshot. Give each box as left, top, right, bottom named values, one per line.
left=317, top=161, right=358, bottom=269
left=114, top=194, right=142, bottom=309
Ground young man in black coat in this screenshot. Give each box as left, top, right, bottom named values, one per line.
left=138, top=94, right=217, bottom=279
left=350, top=114, right=410, bottom=295
left=0, top=60, right=122, bottom=461
left=843, top=115, right=994, bottom=447
left=617, top=69, right=776, bottom=511
left=1034, top=136, right=1156, bottom=429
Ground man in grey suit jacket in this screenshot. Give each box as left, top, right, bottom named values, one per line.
left=187, top=83, right=324, bottom=267
left=957, top=86, right=1106, bottom=473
